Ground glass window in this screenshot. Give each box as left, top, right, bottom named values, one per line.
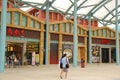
left=71, top=25, right=74, bottom=34
left=108, top=30, right=110, bottom=37
left=7, top=12, right=11, bottom=24
left=22, top=15, right=27, bottom=27
left=92, top=31, right=94, bottom=36
left=78, top=28, right=80, bottom=34
left=103, top=29, right=106, bottom=37
left=31, top=19, right=34, bottom=28
left=14, top=12, right=19, bottom=25
left=62, top=23, right=66, bottom=32
left=36, top=22, right=41, bottom=29
left=81, top=29, right=84, bottom=35
left=96, top=30, right=98, bottom=36
left=111, top=32, right=115, bottom=38
left=50, top=24, right=54, bottom=31
left=100, top=29, right=102, bottom=36
left=56, top=24, right=59, bottom=32
left=66, top=23, right=70, bottom=33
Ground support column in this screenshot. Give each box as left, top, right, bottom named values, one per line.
left=84, top=37, right=87, bottom=63
left=40, top=24, right=44, bottom=65
left=45, top=0, right=49, bottom=65
left=58, top=24, right=62, bottom=60
left=84, top=31, right=87, bottom=63
left=109, top=48, right=111, bottom=63
left=88, top=14, right=92, bottom=64
left=73, top=0, right=78, bottom=67
left=115, top=0, right=120, bottom=65
left=58, top=34, right=62, bottom=61
left=22, top=43, right=27, bottom=64
left=0, top=0, right=7, bottom=73
left=100, top=48, right=102, bottom=63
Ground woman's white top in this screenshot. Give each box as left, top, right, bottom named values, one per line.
left=62, top=57, right=68, bottom=68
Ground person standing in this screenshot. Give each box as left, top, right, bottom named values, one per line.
left=59, top=53, right=70, bottom=79
left=7, top=56, right=12, bottom=68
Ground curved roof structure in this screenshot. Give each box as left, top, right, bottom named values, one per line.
left=10, top=0, right=120, bottom=25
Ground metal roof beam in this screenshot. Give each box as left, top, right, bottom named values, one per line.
left=51, top=6, right=65, bottom=15
left=41, top=0, right=55, bottom=9
left=68, top=0, right=88, bottom=18
left=102, top=5, right=120, bottom=21
left=84, top=0, right=107, bottom=18
left=92, top=16, right=114, bottom=24
left=85, top=0, right=112, bottom=18
left=14, top=0, right=43, bottom=6
left=69, top=0, right=74, bottom=4
left=92, top=0, right=112, bottom=13
left=109, top=11, right=120, bottom=23
left=65, top=0, right=79, bottom=14
left=7, top=1, right=14, bottom=7
left=21, top=2, right=42, bottom=10
left=14, top=0, right=43, bottom=10
left=104, top=5, right=114, bottom=17
left=77, top=0, right=88, bottom=10
left=80, top=4, right=97, bottom=9
left=40, top=1, right=48, bottom=9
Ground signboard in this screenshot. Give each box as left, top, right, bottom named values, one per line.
left=7, top=27, right=40, bottom=39
left=92, top=38, right=115, bottom=45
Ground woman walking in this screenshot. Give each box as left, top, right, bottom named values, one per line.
left=59, top=53, right=70, bottom=79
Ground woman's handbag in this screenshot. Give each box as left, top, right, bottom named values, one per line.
left=66, top=58, right=69, bottom=68
left=66, top=63, right=69, bottom=68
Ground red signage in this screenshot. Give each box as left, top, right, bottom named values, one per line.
left=100, top=39, right=110, bottom=44
left=7, top=27, right=25, bottom=37
left=92, top=38, right=115, bottom=45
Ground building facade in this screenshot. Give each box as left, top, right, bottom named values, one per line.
left=0, top=7, right=119, bottom=65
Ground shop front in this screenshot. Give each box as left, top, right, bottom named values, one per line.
left=92, top=38, right=116, bottom=63
left=6, top=27, right=40, bottom=65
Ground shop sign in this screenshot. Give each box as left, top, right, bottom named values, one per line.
left=7, top=27, right=25, bottom=37
left=100, top=39, right=110, bottom=44
left=92, top=38, right=115, bottom=45
left=7, top=27, right=40, bottom=39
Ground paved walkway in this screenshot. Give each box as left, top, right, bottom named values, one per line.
left=0, top=63, right=120, bottom=80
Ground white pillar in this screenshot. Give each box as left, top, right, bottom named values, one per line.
left=22, top=43, right=27, bottom=65
left=100, top=48, right=102, bottom=63
left=109, top=48, right=111, bottom=63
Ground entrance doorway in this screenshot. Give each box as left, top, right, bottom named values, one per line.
left=102, top=48, right=109, bottom=63
left=50, top=43, right=58, bottom=64
left=78, top=47, right=85, bottom=61
left=6, top=43, right=23, bottom=65
left=111, top=47, right=116, bottom=63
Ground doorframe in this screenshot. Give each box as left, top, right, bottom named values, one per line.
left=99, top=45, right=115, bottom=63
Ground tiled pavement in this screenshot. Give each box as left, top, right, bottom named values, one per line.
left=0, top=63, right=120, bottom=80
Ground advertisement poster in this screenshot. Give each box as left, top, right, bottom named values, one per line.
left=92, top=46, right=100, bottom=63
left=32, top=51, right=36, bottom=65
left=35, top=54, right=40, bottom=65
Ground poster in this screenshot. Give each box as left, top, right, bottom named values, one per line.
left=35, top=54, right=40, bottom=65
left=32, top=51, right=36, bottom=65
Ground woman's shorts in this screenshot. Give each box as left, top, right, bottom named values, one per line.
left=62, top=68, right=68, bottom=72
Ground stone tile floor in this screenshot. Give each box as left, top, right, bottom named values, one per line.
left=0, top=63, right=120, bottom=80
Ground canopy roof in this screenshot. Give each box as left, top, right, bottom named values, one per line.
left=12, top=0, right=120, bottom=25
